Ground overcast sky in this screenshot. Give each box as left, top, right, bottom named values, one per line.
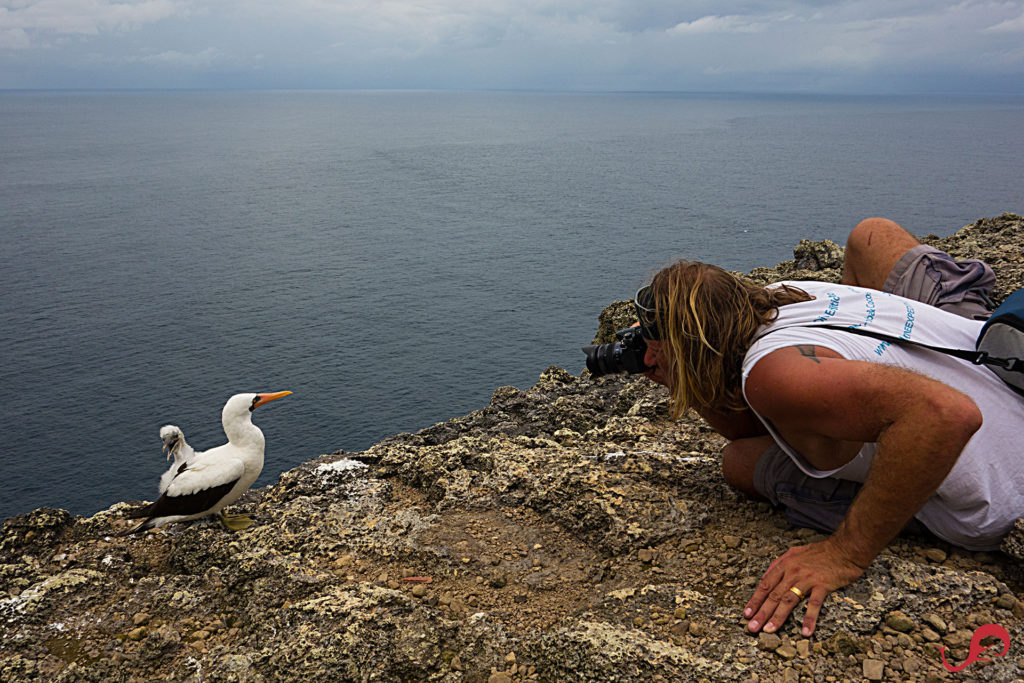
left=2, top=0, right=1024, bottom=92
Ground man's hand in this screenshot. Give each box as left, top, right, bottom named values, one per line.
left=744, top=538, right=867, bottom=637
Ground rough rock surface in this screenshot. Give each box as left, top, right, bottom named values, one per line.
left=3, top=214, right=1023, bottom=682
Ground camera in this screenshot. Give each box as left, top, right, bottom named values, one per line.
left=582, top=327, right=652, bottom=377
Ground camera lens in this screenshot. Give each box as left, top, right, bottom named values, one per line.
left=581, top=328, right=652, bottom=378
left=582, top=342, right=621, bottom=376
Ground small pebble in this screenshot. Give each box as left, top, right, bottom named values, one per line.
left=758, top=632, right=782, bottom=651
left=996, top=594, right=1016, bottom=610
left=863, top=659, right=885, bottom=681
left=884, top=610, right=915, bottom=633
left=922, top=613, right=946, bottom=633
left=775, top=644, right=797, bottom=660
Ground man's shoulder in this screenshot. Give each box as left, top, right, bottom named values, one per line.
left=743, top=345, right=849, bottom=409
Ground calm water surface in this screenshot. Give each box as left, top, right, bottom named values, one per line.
left=1, top=90, right=1022, bottom=520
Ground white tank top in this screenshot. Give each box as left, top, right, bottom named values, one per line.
left=741, top=281, right=1024, bottom=550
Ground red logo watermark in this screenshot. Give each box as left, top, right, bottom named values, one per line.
left=937, top=623, right=1011, bottom=673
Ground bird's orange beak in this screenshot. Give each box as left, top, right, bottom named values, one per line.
left=253, top=390, right=292, bottom=409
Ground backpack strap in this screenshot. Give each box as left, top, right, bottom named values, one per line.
left=814, top=325, right=1023, bottom=373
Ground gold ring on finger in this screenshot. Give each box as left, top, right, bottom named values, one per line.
left=789, top=586, right=805, bottom=600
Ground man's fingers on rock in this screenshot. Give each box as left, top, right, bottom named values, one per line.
left=751, top=591, right=788, bottom=632
left=769, top=588, right=800, bottom=607
left=764, top=592, right=802, bottom=633
left=745, top=560, right=790, bottom=627
left=802, top=608, right=819, bottom=637
left=757, top=570, right=780, bottom=592
left=801, top=588, right=827, bottom=637
left=747, top=597, right=778, bottom=632
left=744, top=581, right=775, bottom=617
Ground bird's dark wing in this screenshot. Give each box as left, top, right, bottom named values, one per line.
left=127, top=479, right=239, bottom=520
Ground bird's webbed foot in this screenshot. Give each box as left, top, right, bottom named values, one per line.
left=218, top=511, right=255, bottom=531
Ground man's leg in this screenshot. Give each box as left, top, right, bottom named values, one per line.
left=841, top=216, right=995, bottom=319
left=722, top=436, right=774, bottom=501
left=841, top=217, right=920, bottom=290
left=723, top=437, right=866, bottom=533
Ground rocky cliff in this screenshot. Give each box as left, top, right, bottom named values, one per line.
left=3, top=214, right=1023, bottom=682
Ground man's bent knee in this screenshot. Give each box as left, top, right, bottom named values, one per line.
left=842, top=217, right=920, bottom=290
left=721, top=437, right=774, bottom=501
left=847, top=217, right=892, bottom=247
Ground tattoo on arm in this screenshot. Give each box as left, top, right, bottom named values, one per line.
left=796, top=345, right=821, bottom=364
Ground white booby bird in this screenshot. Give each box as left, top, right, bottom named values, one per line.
left=158, top=424, right=196, bottom=495
left=125, top=391, right=292, bottom=534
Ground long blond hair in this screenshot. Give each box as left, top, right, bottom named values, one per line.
left=645, top=261, right=811, bottom=418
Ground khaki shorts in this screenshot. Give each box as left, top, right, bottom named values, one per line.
left=753, top=245, right=995, bottom=530
left=884, top=244, right=995, bottom=320
left=753, top=444, right=927, bottom=535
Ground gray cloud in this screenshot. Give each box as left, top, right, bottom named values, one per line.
left=668, top=14, right=773, bottom=34
left=1, top=0, right=187, bottom=41
left=1, top=0, right=1022, bottom=91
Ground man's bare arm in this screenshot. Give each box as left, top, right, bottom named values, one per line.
left=741, top=345, right=982, bottom=636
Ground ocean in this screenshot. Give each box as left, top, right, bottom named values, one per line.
left=1, top=90, right=1022, bottom=522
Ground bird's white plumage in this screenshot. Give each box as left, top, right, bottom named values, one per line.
left=158, top=424, right=196, bottom=495
left=164, top=453, right=246, bottom=498
left=126, top=391, right=291, bottom=533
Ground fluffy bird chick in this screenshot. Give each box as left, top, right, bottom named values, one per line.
left=124, top=391, right=292, bottom=534
left=158, top=424, right=196, bottom=495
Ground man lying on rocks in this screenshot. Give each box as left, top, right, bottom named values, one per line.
left=630, top=217, right=1024, bottom=638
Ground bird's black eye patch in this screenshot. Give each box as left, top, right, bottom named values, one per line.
left=250, top=396, right=259, bottom=412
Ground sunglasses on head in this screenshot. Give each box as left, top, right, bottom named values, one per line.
left=634, top=285, right=661, bottom=340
